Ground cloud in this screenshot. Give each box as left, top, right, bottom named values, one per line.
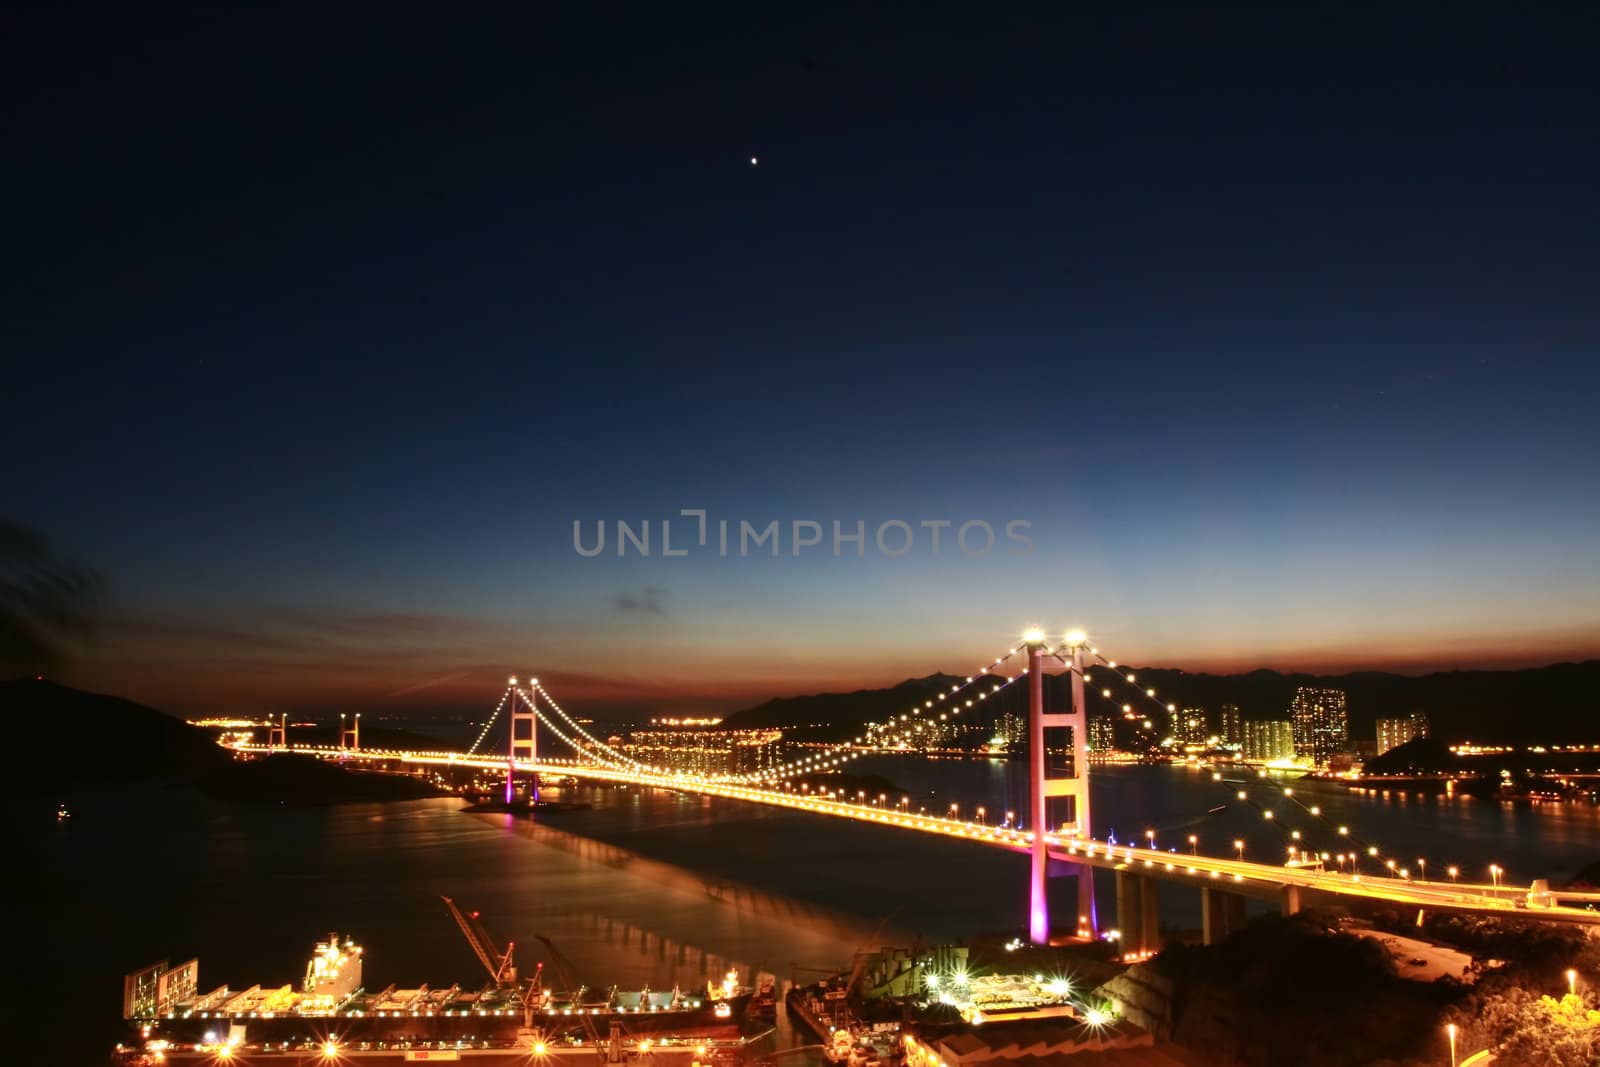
left=613, top=586, right=668, bottom=615
left=385, top=669, right=475, bottom=698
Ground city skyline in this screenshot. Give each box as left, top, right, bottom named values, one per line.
left=6, top=6, right=1598, bottom=719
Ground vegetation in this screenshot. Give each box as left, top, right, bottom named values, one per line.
left=1452, top=989, right=1600, bottom=1066
left=199, top=752, right=446, bottom=804
left=1, top=678, right=444, bottom=805
left=1364, top=736, right=1600, bottom=781
left=1149, top=909, right=1452, bottom=1067
left=1364, top=910, right=1600, bottom=1065
left=2, top=676, right=233, bottom=788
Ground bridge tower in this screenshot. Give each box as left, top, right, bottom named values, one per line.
left=339, top=713, right=360, bottom=753
left=507, top=678, right=539, bottom=806
left=1026, top=630, right=1096, bottom=944
left=267, top=713, right=287, bottom=750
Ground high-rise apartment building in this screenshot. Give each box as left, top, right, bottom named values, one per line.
left=1242, top=719, right=1295, bottom=762
left=1376, top=709, right=1429, bottom=755
left=622, top=727, right=784, bottom=775
left=1088, top=717, right=1117, bottom=753
left=1289, top=687, right=1349, bottom=767
left=1219, top=704, right=1242, bottom=746
left=1176, top=707, right=1210, bottom=746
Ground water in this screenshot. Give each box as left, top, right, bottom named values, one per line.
left=860, top=756, right=1600, bottom=884
left=25, top=760, right=1600, bottom=1064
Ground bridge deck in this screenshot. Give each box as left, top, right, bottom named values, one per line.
left=239, top=744, right=1600, bottom=926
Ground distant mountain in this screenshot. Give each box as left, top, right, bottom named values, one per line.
left=0, top=678, right=446, bottom=803
left=720, top=673, right=967, bottom=741
left=720, top=661, right=1600, bottom=745
left=1, top=676, right=232, bottom=786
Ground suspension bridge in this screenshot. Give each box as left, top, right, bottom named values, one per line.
left=239, top=629, right=1600, bottom=951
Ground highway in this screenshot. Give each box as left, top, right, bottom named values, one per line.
left=231, top=742, right=1600, bottom=927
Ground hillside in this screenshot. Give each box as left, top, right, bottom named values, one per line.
left=0, top=677, right=446, bottom=803
left=720, top=673, right=967, bottom=742
left=719, top=660, right=1600, bottom=745
left=1, top=676, right=233, bottom=786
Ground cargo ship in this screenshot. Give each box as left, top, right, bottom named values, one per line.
left=115, top=903, right=755, bottom=1064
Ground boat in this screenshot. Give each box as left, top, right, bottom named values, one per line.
left=114, top=912, right=754, bottom=1064
left=750, top=975, right=776, bottom=1019
left=461, top=798, right=595, bottom=813
left=56, top=802, right=71, bottom=821
left=823, top=1028, right=855, bottom=1064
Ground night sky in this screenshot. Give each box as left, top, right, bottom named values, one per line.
left=7, top=5, right=1598, bottom=718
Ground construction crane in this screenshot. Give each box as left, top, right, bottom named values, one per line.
left=533, top=934, right=590, bottom=998
left=440, top=896, right=518, bottom=986
left=533, top=933, right=613, bottom=1059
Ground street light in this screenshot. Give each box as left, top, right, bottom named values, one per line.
left=1234, top=839, right=1245, bottom=861
left=976, top=806, right=986, bottom=825
left=1145, top=829, right=1156, bottom=851
left=1489, top=864, right=1502, bottom=888
left=1188, top=834, right=1198, bottom=855
left=1567, top=968, right=1578, bottom=997
left=1418, top=858, right=1426, bottom=881
left=1447, top=866, right=1459, bottom=883
left=1445, top=1023, right=1457, bottom=1067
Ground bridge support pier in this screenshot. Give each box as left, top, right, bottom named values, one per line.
left=1076, top=862, right=1096, bottom=939
left=1140, top=876, right=1160, bottom=956
left=1280, top=884, right=1302, bottom=917
left=1202, top=887, right=1248, bottom=946
left=1116, top=870, right=1138, bottom=947
left=1116, top=872, right=1160, bottom=957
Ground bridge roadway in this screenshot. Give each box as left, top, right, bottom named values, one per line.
left=239, top=743, right=1600, bottom=926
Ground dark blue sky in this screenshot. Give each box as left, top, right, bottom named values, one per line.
left=7, top=5, right=1597, bottom=716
